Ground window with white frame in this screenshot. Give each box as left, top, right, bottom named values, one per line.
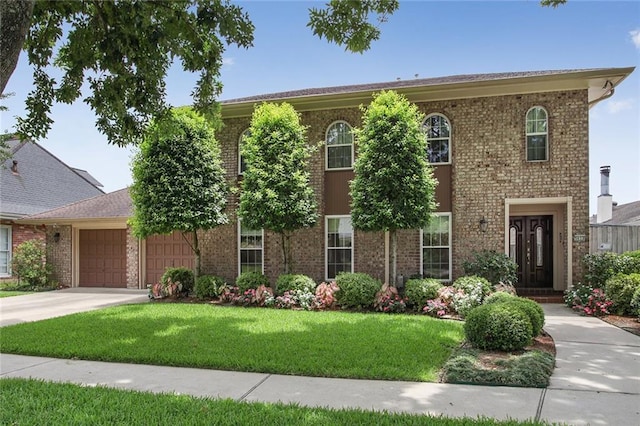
left=325, top=121, right=354, bottom=170
left=0, top=225, right=11, bottom=276
left=238, top=129, right=250, bottom=174
left=421, top=213, right=451, bottom=281
left=423, top=114, right=451, bottom=164
left=238, top=221, right=263, bottom=274
left=526, top=106, right=548, bottom=161
left=326, top=216, right=353, bottom=280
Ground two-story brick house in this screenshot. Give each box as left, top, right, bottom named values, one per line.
left=22, top=67, right=634, bottom=292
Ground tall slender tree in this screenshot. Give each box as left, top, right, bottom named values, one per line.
left=350, top=90, right=438, bottom=285
left=129, top=107, right=228, bottom=278
left=238, top=102, right=318, bottom=274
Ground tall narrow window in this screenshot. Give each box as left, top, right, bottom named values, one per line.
left=326, top=216, right=353, bottom=280
left=325, top=121, right=353, bottom=170
left=526, top=107, right=548, bottom=161
left=238, top=129, right=250, bottom=174
left=0, top=225, right=11, bottom=276
left=421, top=213, right=451, bottom=281
left=423, top=114, right=451, bottom=164
left=509, top=226, right=517, bottom=262
left=238, top=221, right=263, bottom=274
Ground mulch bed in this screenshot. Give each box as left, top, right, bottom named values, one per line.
left=600, top=314, right=640, bottom=337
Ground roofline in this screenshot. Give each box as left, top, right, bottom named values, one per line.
left=220, top=67, right=635, bottom=118
left=18, top=217, right=129, bottom=226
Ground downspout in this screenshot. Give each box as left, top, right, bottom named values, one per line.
left=588, top=80, right=615, bottom=107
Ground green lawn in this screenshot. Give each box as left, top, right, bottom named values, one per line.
left=0, top=291, right=31, bottom=298
left=0, top=378, right=545, bottom=426
left=0, top=304, right=464, bottom=382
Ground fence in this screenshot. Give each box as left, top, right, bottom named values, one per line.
left=589, top=224, right=640, bottom=254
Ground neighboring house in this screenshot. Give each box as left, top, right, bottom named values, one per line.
left=0, top=139, right=104, bottom=279
left=21, top=67, right=635, bottom=293
left=590, top=165, right=640, bottom=253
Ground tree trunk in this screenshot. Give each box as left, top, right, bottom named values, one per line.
left=280, top=232, right=292, bottom=275
left=192, top=230, right=201, bottom=279
left=390, top=229, right=397, bottom=286
left=0, top=0, right=34, bottom=94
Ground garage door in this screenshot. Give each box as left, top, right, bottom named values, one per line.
left=79, top=229, right=127, bottom=287
left=145, top=232, right=194, bottom=285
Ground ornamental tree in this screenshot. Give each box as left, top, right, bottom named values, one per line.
left=1, top=0, right=399, bottom=146
left=238, top=102, right=318, bottom=274
left=129, top=107, right=228, bottom=278
left=350, top=90, right=438, bottom=286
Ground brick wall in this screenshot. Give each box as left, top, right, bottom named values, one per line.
left=0, top=220, right=47, bottom=281
left=126, top=227, right=139, bottom=289
left=204, top=89, right=589, bottom=288
left=46, top=225, right=72, bottom=286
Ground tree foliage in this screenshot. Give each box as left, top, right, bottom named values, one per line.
left=238, top=102, right=318, bottom=274
left=350, top=90, right=438, bottom=284
left=129, top=107, right=228, bottom=276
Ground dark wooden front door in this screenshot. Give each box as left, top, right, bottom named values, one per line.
left=509, top=216, right=553, bottom=288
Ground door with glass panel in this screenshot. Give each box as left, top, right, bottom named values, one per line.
left=509, top=216, right=553, bottom=288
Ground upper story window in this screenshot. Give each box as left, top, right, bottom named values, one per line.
left=423, top=114, right=451, bottom=164
left=526, top=106, right=548, bottom=162
left=325, top=121, right=354, bottom=170
left=238, top=129, right=250, bottom=174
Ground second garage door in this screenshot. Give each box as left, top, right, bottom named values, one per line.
left=145, top=232, right=194, bottom=285
left=79, top=229, right=127, bottom=288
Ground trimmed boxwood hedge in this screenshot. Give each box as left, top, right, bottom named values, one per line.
left=464, top=303, right=533, bottom=351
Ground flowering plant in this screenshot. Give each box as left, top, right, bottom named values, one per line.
left=572, top=288, right=612, bottom=317
left=315, top=281, right=340, bottom=309
left=423, top=299, right=448, bottom=317
left=375, top=293, right=407, bottom=313
left=272, top=289, right=316, bottom=310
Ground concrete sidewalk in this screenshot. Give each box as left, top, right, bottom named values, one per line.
left=1, top=304, right=639, bottom=425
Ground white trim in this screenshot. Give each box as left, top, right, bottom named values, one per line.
left=423, top=113, right=452, bottom=166
left=238, top=129, right=250, bottom=175
left=525, top=106, right=549, bottom=162
left=237, top=220, right=264, bottom=276
left=325, top=215, right=354, bottom=281
left=420, top=212, right=452, bottom=282
left=325, top=120, right=354, bottom=171
left=0, top=225, right=12, bottom=277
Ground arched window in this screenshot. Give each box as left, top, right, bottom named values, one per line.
left=423, top=114, right=451, bottom=164
left=526, top=107, right=548, bottom=161
left=238, top=129, right=250, bottom=174
left=325, top=121, right=353, bottom=170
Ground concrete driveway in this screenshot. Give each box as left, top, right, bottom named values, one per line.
left=0, top=287, right=148, bottom=327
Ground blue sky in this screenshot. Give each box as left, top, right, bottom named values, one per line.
left=2, top=1, right=639, bottom=214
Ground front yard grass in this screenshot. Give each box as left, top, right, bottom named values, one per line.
left=0, top=304, right=464, bottom=382
left=0, top=291, right=31, bottom=298
left=0, top=378, right=547, bottom=426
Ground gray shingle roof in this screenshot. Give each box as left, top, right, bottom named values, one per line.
left=221, top=69, right=601, bottom=105
left=605, top=201, right=640, bottom=226
left=1, top=139, right=104, bottom=218
left=24, top=187, right=132, bottom=220
left=72, top=168, right=103, bottom=188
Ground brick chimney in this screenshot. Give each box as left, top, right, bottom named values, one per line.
left=597, top=165, right=613, bottom=223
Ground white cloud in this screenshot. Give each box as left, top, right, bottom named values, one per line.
left=222, top=57, right=235, bottom=66
left=631, top=29, right=640, bottom=49
left=606, top=99, right=633, bottom=114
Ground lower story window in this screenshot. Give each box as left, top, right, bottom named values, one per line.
left=0, top=225, right=11, bottom=276
left=238, top=222, right=263, bottom=274
left=326, top=216, right=353, bottom=280
left=421, top=213, right=451, bottom=281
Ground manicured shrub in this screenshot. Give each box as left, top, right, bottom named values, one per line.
left=483, top=291, right=516, bottom=305
left=11, top=240, right=51, bottom=288
left=502, top=298, right=545, bottom=337
left=462, top=250, right=517, bottom=286
left=335, top=272, right=381, bottom=310
left=195, top=275, right=226, bottom=299
left=631, top=286, right=640, bottom=319
left=404, top=278, right=443, bottom=309
left=464, top=303, right=533, bottom=351
left=275, top=274, right=316, bottom=295
left=605, top=273, right=640, bottom=315
left=583, top=252, right=640, bottom=288
left=161, top=267, right=195, bottom=295
left=236, top=272, right=269, bottom=293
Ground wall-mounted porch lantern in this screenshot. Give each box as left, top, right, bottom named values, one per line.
left=479, top=217, right=488, bottom=233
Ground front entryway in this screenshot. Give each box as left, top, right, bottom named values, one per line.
left=509, top=215, right=553, bottom=288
